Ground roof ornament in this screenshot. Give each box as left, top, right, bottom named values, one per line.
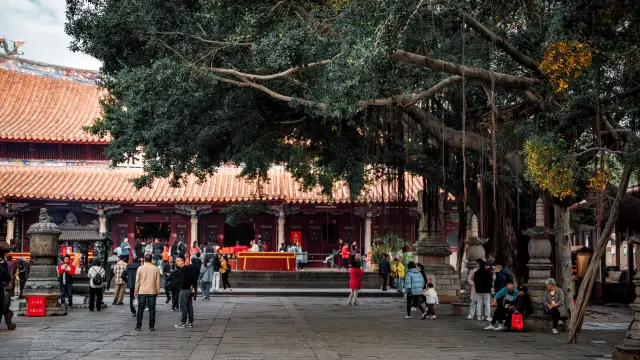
left=0, top=36, right=25, bottom=56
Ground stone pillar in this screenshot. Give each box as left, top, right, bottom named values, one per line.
left=190, top=214, right=198, bottom=246
left=6, top=217, right=14, bottom=245
left=98, top=206, right=107, bottom=234
left=413, top=190, right=460, bottom=303
left=613, top=236, right=640, bottom=360
left=364, top=211, right=372, bottom=255
left=23, top=209, right=66, bottom=316
left=523, top=198, right=556, bottom=306
left=278, top=205, right=285, bottom=246
left=459, top=215, right=488, bottom=304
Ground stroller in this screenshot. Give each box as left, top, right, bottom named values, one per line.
left=323, top=249, right=340, bottom=268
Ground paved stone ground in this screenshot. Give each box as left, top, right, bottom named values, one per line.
left=0, top=294, right=630, bottom=360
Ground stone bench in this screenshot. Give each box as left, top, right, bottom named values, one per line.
left=522, top=314, right=569, bottom=333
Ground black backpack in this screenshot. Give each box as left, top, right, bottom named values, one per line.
left=92, top=267, right=104, bottom=286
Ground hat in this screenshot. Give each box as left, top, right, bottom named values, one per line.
left=545, top=278, right=556, bottom=286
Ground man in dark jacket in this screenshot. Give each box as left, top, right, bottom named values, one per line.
left=493, top=260, right=511, bottom=293
left=378, top=254, right=391, bottom=291
left=473, top=259, right=493, bottom=321
left=0, top=255, right=16, bottom=330
left=122, top=258, right=141, bottom=316
left=153, top=239, right=164, bottom=264
left=175, top=256, right=196, bottom=328
left=16, top=259, right=29, bottom=299
left=163, top=256, right=176, bottom=305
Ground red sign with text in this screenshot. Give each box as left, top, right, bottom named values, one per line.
left=290, top=231, right=302, bottom=247
left=28, top=296, right=46, bottom=317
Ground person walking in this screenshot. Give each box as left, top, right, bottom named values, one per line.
left=112, top=256, right=127, bottom=305
left=169, top=259, right=181, bottom=311
left=175, top=256, right=196, bottom=328
left=348, top=257, right=364, bottom=306
left=467, top=266, right=479, bottom=320
left=212, top=255, right=221, bottom=293
left=106, top=251, right=118, bottom=292
left=200, top=258, right=213, bottom=300
left=57, top=255, right=76, bottom=309
left=220, top=255, right=232, bottom=291
left=378, top=254, right=391, bottom=291
left=0, top=256, right=16, bottom=330
left=404, top=261, right=428, bottom=320
left=474, top=259, right=493, bottom=321
left=134, top=254, right=161, bottom=331
left=87, top=259, right=106, bottom=312
left=424, top=283, right=439, bottom=319
left=122, top=258, right=141, bottom=317
left=163, top=255, right=176, bottom=305
left=16, top=259, right=29, bottom=299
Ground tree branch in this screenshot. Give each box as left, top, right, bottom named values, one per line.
left=360, top=76, right=463, bottom=106
left=392, top=49, right=543, bottom=89
left=462, top=13, right=540, bottom=72
left=206, top=60, right=331, bottom=81
left=154, top=31, right=253, bottom=47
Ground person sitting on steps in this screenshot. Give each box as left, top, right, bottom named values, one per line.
left=485, top=277, right=519, bottom=331
left=543, top=278, right=566, bottom=334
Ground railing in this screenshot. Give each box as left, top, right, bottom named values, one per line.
left=306, top=253, right=337, bottom=264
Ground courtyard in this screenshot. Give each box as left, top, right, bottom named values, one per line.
left=0, top=295, right=628, bottom=360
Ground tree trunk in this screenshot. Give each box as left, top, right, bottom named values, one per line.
left=554, top=205, right=574, bottom=317
left=567, top=165, right=632, bottom=343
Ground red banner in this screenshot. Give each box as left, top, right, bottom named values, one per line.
left=28, top=296, right=46, bottom=317
left=290, top=231, right=302, bottom=247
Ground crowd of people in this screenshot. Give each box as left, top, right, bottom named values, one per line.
left=0, top=239, right=565, bottom=334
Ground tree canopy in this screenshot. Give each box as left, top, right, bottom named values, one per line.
left=66, top=0, right=640, bottom=216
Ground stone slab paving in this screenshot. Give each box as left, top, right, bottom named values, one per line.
left=0, top=295, right=630, bottom=360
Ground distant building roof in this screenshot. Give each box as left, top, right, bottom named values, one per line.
left=0, top=55, right=107, bottom=144
left=0, top=165, right=423, bottom=204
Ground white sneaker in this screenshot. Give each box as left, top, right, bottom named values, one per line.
left=430, top=315, right=436, bottom=320
left=404, top=315, right=412, bottom=319
left=478, top=316, right=485, bottom=321
left=484, top=324, right=495, bottom=330
left=486, top=317, right=492, bottom=322
left=412, top=307, right=417, bottom=312
left=552, top=328, right=558, bottom=334
left=467, top=314, right=474, bottom=319
left=494, top=324, right=505, bottom=331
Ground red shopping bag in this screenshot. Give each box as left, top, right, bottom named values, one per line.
left=511, top=313, right=524, bottom=331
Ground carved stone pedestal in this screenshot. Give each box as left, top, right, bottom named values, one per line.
left=21, top=209, right=66, bottom=316
left=414, top=231, right=460, bottom=304
left=613, top=237, right=640, bottom=359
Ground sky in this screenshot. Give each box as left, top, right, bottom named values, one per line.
left=1, top=0, right=102, bottom=70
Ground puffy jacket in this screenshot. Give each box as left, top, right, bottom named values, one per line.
left=404, top=268, right=425, bottom=296
left=425, top=288, right=439, bottom=305
left=349, top=267, right=365, bottom=290
left=391, top=262, right=405, bottom=278
left=494, top=267, right=511, bottom=292
left=341, top=246, right=349, bottom=259
left=473, top=267, right=493, bottom=294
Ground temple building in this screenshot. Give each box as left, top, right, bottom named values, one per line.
left=0, top=55, right=461, bottom=266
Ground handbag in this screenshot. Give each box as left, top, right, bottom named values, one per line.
left=511, top=313, right=524, bottom=331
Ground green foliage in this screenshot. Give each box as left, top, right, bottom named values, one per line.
left=219, top=202, right=270, bottom=226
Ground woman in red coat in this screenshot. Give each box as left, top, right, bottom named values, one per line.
left=348, top=254, right=365, bottom=306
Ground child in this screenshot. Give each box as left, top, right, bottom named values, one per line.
left=348, top=256, right=365, bottom=306
left=391, top=258, right=405, bottom=294
left=425, top=283, right=439, bottom=319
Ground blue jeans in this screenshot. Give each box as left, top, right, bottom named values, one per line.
left=201, top=281, right=211, bottom=299
left=60, top=283, right=73, bottom=305
left=396, top=277, right=404, bottom=292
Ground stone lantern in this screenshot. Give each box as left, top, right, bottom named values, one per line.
left=23, top=209, right=66, bottom=316
left=453, top=215, right=488, bottom=315
left=522, top=198, right=556, bottom=306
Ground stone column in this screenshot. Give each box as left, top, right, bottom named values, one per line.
left=413, top=190, right=460, bottom=303
left=190, top=214, right=199, bottom=246
left=278, top=205, right=285, bottom=246
left=23, top=209, right=66, bottom=316
left=459, top=215, right=488, bottom=304
left=98, top=206, right=107, bottom=234
left=6, top=217, right=14, bottom=245
left=613, top=236, right=640, bottom=360
left=522, top=198, right=556, bottom=306
left=364, top=211, right=372, bottom=255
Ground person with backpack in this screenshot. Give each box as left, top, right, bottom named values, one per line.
left=200, top=258, right=214, bottom=300
left=122, top=258, right=141, bottom=317
left=87, top=258, right=106, bottom=312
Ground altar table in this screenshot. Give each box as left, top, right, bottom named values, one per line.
left=236, top=252, right=296, bottom=271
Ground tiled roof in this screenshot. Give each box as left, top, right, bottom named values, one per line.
left=0, top=67, right=106, bottom=144
left=0, top=166, right=423, bottom=204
